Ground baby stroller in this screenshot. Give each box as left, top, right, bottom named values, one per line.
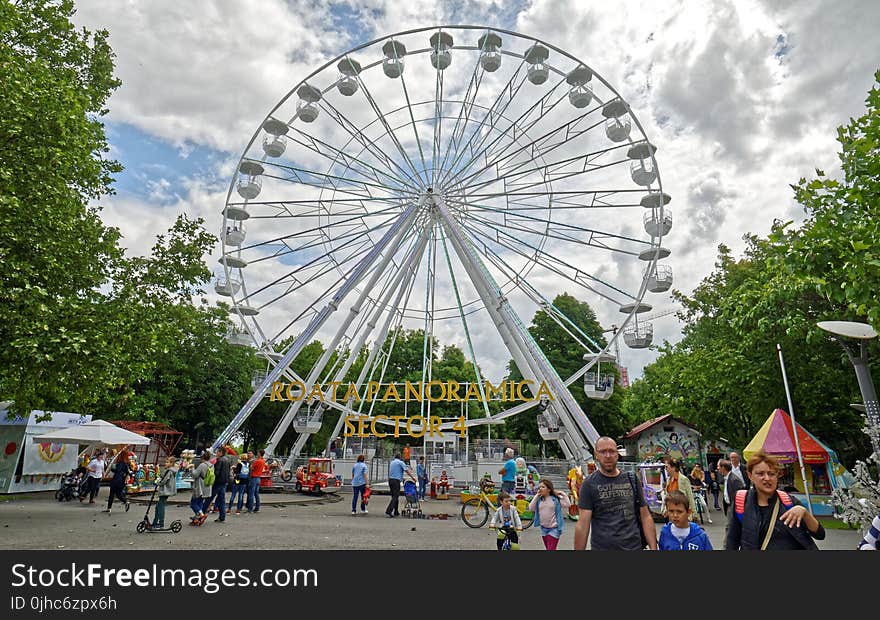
left=401, top=479, right=422, bottom=518
left=55, top=469, right=82, bottom=502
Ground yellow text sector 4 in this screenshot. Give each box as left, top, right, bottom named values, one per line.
left=343, top=415, right=466, bottom=438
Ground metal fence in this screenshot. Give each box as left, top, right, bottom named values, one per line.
left=273, top=452, right=589, bottom=488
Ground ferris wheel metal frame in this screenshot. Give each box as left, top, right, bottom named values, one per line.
left=211, top=24, right=673, bottom=465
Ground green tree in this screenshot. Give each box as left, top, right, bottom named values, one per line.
left=506, top=293, right=628, bottom=455
left=772, top=71, right=880, bottom=329
left=621, top=238, right=871, bottom=464
left=0, top=2, right=256, bottom=450
left=0, top=0, right=124, bottom=415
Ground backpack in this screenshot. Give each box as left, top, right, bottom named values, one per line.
left=734, top=489, right=793, bottom=523
left=204, top=463, right=216, bottom=487
left=238, top=461, right=250, bottom=480
left=626, top=471, right=649, bottom=549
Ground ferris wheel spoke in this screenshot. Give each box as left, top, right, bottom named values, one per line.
left=229, top=196, right=406, bottom=218
left=450, top=103, right=606, bottom=190
left=437, top=70, right=570, bottom=189
left=452, top=188, right=650, bottom=211
left=238, top=212, right=409, bottom=305
left=450, top=142, right=632, bottom=196
left=258, top=160, right=414, bottom=200
left=286, top=127, right=421, bottom=193
left=357, top=248, right=424, bottom=418
left=235, top=208, right=397, bottom=264
left=318, top=99, right=425, bottom=189
left=397, top=72, right=431, bottom=186
left=475, top=241, right=604, bottom=353
left=435, top=44, right=486, bottom=186
left=352, top=221, right=431, bottom=418
left=237, top=204, right=401, bottom=255
left=461, top=199, right=650, bottom=248
left=417, top=224, right=440, bottom=417
left=439, top=231, right=493, bottom=418
left=351, top=75, right=429, bottom=186
left=262, top=220, right=423, bottom=344
left=431, top=56, right=444, bottom=188
left=459, top=206, right=646, bottom=259
left=240, top=237, right=374, bottom=308
left=435, top=52, right=530, bottom=188
left=461, top=219, right=636, bottom=306
left=464, top=211, right=647, bottom=276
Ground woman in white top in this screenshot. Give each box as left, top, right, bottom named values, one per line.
left=82, top=450, right=105, bottom=504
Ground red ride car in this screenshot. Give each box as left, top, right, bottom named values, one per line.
left=295, top=457, right=342, bottom=494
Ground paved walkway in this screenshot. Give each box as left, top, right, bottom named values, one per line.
left=0, top=490, right=862, bottom=550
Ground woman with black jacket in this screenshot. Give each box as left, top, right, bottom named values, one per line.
left=725, top=450, right=825, bottom=550
left=104, top=449, right=131, bottom=515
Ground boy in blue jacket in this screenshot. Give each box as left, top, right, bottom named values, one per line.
left=659, top=490, right=713, bottom=551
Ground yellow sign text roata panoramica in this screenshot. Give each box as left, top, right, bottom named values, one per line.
left=268, top=379, right=554, bottom=404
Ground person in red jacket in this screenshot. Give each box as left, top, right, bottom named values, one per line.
left=247, top=450, right=268, bottom=513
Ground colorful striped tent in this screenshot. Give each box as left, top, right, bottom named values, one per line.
left=744, top=408, right=853, bottom=515
left=744, top=408, right=828, bottom=464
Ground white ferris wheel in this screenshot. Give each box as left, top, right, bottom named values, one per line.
left=212, top=25, right=673, bottom=465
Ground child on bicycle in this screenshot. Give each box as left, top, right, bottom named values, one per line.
left=489, top=491, right=522, bottom=550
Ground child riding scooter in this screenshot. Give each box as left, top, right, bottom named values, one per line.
left=137, top=455, right=182, bottom=533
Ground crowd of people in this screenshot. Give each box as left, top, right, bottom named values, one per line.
left=187, top=447, right=269, bottom=525
left=77, top=439, right=877, bottom=550
left=569, top=436, right=833, bottom=551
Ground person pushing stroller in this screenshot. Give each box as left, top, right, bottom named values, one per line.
left=489, top=491, right=523, bottom=550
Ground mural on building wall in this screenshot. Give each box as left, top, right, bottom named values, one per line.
left=637, top=426, right=702, bottom=465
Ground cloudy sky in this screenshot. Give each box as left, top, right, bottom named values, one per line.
left=71, top=0, right=880, bottom=386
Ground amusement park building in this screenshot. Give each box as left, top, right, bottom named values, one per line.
left=622, top=414, right=733, bottom=470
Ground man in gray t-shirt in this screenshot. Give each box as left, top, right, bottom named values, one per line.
left=574, top=436, right=657, bottom=550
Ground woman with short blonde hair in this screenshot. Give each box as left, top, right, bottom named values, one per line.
left=725, top=450, right=825, bottom=550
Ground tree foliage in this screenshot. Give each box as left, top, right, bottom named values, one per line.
left=622, top=238, right=872, bottom=465
left=0, top=0, right=125, bottom=414
left=505, top=293, right=630, bottom=455
left=772, top=71, right=880, bottom=329
left=622, top=75, right=880, bottom=466
left=0, top=1, right=256, bottom=442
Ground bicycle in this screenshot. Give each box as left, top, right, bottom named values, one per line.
left=692, top=487, right=712, bottom=524
left=460, top=485, right=535, bottom=530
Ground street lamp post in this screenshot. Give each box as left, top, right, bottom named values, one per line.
left=817, top=321, right=880, bottom=459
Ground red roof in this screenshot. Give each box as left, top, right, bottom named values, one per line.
left=623, top=414, right=700, bottom=440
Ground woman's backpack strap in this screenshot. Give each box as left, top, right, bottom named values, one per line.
left=734, top=489, right=748, bottom=523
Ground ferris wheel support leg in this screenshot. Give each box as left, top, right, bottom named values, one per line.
left=212, top=203, right=420, bottom=452
left=556, top=434, right=575, bottom=462
left=289, top=432, right=311, bottom=461
left=432, top=201, right=542, bottom=394
left=264, top=205, right=427, bottom=455
left=434, top=195, right=599, bottom=457
left=282, top=230, right=431, bottom=468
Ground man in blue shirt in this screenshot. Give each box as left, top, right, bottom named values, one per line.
left=499, top=448, right=517, bottom=494
left=386, top=454, right=411, bottom=518
left=416, top=457, right=428, bottom=500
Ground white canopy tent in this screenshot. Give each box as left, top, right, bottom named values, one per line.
left=31, top=419, right=150, bottom=449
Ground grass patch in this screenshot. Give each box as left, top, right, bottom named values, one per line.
left=817, top=516, right=859, bottom=530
